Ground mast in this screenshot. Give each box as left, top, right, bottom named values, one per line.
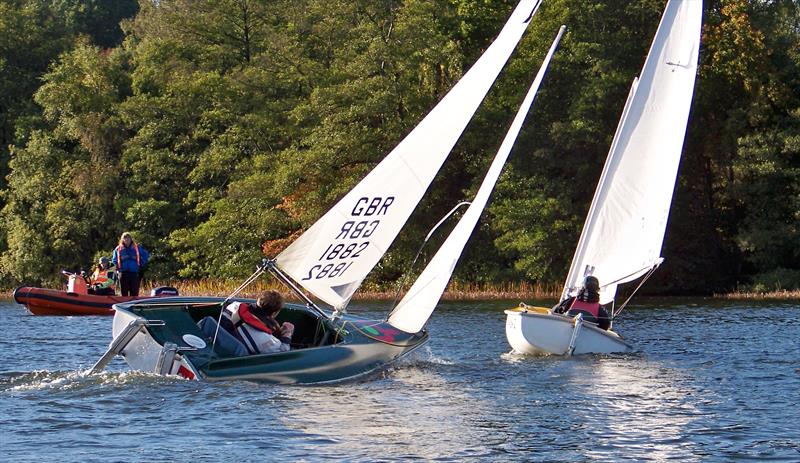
left=273, top=0, right=543, bottom=311
left=560, top=0, right=702, bottom=305
left=388, top=26, right=566, bottom=334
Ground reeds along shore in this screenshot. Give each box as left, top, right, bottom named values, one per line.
left=2, top=281, right=799, bottom=301
left=145, top=279, right=564, bottom=301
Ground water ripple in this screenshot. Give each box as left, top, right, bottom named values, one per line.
left=1, top=300, right=799, bottom=461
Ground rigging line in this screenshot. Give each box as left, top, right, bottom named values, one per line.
left=385, top=201, right=471, bottom=319
left=598, top=259, right=664, bottom=290
left=612, top=264, right=660, bottom=318
left=211, top=263, right=266, bottom=353
left=264, top=259, right=329, bottom=320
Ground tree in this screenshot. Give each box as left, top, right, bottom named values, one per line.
left=1, top=43, right=131, bottom=285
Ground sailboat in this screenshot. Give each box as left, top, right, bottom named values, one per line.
left=505, top=0, right=702, bottom=355
left=87, top=0, right=564, bottom=384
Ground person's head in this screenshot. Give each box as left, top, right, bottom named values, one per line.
left=582, top=275, right=600, bottom=303
left=98, top=256, right=110, bottom=269
left=119, top=232, right=134, bottom=247
left=256, top=290, right=284, bottom=318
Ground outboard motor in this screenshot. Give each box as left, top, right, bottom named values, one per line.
left=150, top=286, right=179, bottom=296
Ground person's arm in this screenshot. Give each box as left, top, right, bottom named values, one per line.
left=97, top=271, right=115, bottom=289
left=553, top=297, right=574, bottom=313
left=277, top=322, right=294, bottom=351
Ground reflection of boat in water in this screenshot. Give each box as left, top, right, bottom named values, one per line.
left=13, top=272, right=176, bottom=316
left=280, top=360, right=489, bottom=459
left=506, top=0, right=702, bottom=355
left=88, top=0, right=564, bottom=384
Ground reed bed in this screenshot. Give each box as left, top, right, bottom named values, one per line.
left=713, top=289, right=800, bottom=300
left=143, top=279, right=562, bottom=301
left=4, top=281, right=800, bottom=301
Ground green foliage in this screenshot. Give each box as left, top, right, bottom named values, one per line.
left=746, top=268, right=800, bottom=293
left=488, top=0, right=662, bottom=282
left=1, top=0, right=799, bottom=294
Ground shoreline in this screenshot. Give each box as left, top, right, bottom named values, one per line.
left=3, top=280, right=799, bottom=301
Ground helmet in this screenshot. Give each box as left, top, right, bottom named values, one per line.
left=99, top=257, right=110, bottom=268
left=580, top=275, right=601, bottom=303
left=584, top=275, right=600, bottom=292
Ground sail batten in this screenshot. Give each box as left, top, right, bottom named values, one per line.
left=388, top=25, right=566, bottom=334
left=561, top=0, right=702, bottom=305
left=274, top=0, right=542, bottom=309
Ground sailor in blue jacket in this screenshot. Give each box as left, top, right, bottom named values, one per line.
left=112, top=232, right=150, bottom=296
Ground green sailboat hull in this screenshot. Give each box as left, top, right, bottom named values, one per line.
left=111, top=297, right=428, bottom=384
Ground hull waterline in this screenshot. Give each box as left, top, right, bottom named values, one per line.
left=505, top=307, right=632, bottom=355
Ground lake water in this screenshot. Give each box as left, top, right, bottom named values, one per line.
left=1, top=297, right=798, bottom=462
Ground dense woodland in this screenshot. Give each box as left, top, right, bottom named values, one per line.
left=0, top=0, right=798, bottom=295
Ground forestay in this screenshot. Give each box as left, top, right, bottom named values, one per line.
left=275, top=0, right=542, bottom=309
left=388, top=26, right=566, bottom=334
left=561, top=0, right=702, bottom=305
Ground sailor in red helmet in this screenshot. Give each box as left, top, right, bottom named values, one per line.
left=220, top=290, right=294, bottom=354
left=554, top=275, right=611, bottom=330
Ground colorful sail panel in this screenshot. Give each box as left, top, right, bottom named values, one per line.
left=561, top=0, right=702, bottom=305
left=388, top=26, right=566, bottom=334
left=275, top=0, right=542, bottom=309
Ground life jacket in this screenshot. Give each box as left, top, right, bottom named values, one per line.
left=567, top=299, right=601, bottom=324
left=91, top=265, right=117, bottom=290
left=220, top=302, right=286, bottom=354
left=115, top=243, right=141, bottom=272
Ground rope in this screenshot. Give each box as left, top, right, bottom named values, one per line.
left=210, top=264, right=266, bottom=353
left=612, top=264, right=659, bottom=318
left=386, top=201, right=471, bottom=319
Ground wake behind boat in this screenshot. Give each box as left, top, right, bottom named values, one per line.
left=88, top=0, right=565, bottom=384
left=505, top=0, right=702, bottom=355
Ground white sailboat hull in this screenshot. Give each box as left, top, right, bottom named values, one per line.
left=504, top=307, right=632, bottom=355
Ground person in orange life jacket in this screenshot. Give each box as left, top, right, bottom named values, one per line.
left=220, top=290, right=294, bottom=354
left=111, top=232, right=149, bottom=297
left=553, top=275, right=611, bottom=330
left=88, top=256, right=117, bottom=296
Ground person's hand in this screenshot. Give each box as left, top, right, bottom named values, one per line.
left=280, top=322, right=294, bottom=338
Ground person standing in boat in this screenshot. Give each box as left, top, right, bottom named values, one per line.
left=112, top=232, right=149, bottom=297
left=553, top=275, right=611, bottom=330
left=88, top=256, right=117, bottom=295
left=220, top=290, right=294, bottom=354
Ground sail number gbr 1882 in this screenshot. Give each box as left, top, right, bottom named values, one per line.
left=302, top=196, right=394, bottom=280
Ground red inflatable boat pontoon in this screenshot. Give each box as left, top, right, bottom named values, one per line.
left=13, top=286, right=145, bottom=316
left=13, top=273, right=178, bottom=316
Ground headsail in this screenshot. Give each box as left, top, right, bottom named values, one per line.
left=275, top=0, right=542, bottom=309
left=388, top=26, right=567, bottom=334
left=561, top=0, right=702, bottom=305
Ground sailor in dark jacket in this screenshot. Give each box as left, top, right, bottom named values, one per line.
left=553, top=276, right=611, bottom=330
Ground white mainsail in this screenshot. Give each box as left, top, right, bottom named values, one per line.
left=275, top=0, right=542, bottom=309
left=561, top=0, right=702, bottom=305
left=388, top=26, right=566, bottom=334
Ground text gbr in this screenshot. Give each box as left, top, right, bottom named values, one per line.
left=302, top=196, right=395, bottom=280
